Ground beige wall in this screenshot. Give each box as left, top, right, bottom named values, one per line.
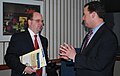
left=0, top=0, right=98, bottom=64
left=0, top=0, right=120, bottom=76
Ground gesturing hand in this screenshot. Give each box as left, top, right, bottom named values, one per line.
left=59, top=43, right=76, bottom=60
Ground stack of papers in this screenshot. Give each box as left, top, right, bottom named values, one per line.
left=20, top=49, right=47, bottom=70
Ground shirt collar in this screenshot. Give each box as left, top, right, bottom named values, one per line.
left=28, top=28, right=39, bottom=37
left=92, top=22, right=105, bottom=34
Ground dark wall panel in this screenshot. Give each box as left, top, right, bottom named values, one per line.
left=101, top=0, right=120, bottom=12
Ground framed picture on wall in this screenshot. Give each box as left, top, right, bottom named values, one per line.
left=0, top=0, right=44, bottom=41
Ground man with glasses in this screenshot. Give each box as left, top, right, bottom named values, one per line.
left=5, top=12, right=48, bottom=76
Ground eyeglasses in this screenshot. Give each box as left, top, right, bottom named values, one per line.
left=31, top=19, right=44, bottom=26
left=31, top=19, right=44, bottom=23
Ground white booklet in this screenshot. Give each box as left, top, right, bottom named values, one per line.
left=20, top=49, right=47, bottom=70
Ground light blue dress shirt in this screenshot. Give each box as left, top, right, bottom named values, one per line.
left=87, top=22, right=105, bottom=45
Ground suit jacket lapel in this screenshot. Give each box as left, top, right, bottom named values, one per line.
left=81, top=24, right=106, bottom=54
left=39, top=33, right=46, bottom=51
left=24, top=30, right=34, bottom=51
left=80, top=34, right=88, bottom=52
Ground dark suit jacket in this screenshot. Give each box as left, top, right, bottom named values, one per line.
left=4, top=30, right=48, bottom=76
left=75, top=23, right=118, bottom=76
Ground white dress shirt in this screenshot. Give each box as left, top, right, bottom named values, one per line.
left=28, top=28, right=47, bottom=76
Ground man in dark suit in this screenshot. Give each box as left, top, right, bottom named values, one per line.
left=59, top=1, right=118, bottom=76
left=4, top=12, right=48, bottom=76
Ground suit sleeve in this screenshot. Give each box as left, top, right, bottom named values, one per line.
left=74, top=31, right=118, bottom=71
left=4, top=34, right=26, bottom=74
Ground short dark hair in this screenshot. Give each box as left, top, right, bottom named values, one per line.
left=84, top=1, right=106, bottom=20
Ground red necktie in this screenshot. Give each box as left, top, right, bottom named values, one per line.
left=82, top=30, right=93, bottom=50
left=34, top=35, right=42, bottom=76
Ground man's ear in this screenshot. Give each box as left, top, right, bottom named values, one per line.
left=28, top=20, right=31, bottom=26
left=91, top=12, right=96, bottom=18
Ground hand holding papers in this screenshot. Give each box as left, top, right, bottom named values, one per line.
left=20, top=49, right=47, bottom=70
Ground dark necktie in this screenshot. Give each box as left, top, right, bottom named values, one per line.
left=34, top=35, right=42, bottom=76
left=82, top=30, right=93, bottom=50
